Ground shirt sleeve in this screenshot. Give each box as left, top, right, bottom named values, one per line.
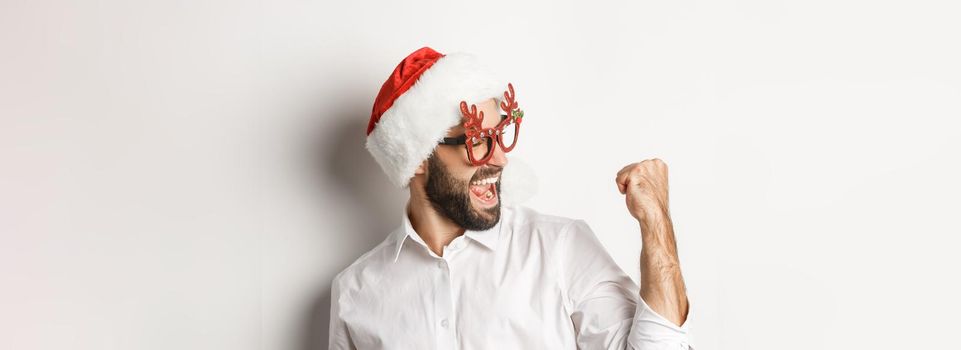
left=558, top=220, right=694, bottom=350
left=329, top=273, right=357, bottom=350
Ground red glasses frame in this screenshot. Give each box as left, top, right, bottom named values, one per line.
left=438, top=83, right=524, bottom=166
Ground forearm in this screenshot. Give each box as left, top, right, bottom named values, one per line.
left=638, top=208, right=689, bottom=326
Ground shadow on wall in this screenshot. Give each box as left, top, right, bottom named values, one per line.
left=297, top=98, right=407, bottom=350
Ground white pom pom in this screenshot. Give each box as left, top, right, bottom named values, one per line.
left=499, top=156, right=538, bottom=207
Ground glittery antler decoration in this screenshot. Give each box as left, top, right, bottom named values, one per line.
left=500, top=83, right=523, bottom=124
left=460, top=101, right=485, bottom=143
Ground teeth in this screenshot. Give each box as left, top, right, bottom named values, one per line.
left=471, top=177, right=498, bottom=186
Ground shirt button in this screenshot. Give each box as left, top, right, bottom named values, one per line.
left=441, top=319, right=449, bottom=328
left=436, top=260, right=445, bottom=269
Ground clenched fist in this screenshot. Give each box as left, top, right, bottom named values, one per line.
left=615, top=159, right=671, bottom=224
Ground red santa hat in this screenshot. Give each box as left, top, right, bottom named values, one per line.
left=366, top=46, right=505, bottom=187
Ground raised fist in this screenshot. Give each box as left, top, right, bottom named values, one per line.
left=615, top=158, right=671, bottom=223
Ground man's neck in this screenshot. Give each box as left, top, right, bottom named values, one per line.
left=406, top=198, right=465, bottom=257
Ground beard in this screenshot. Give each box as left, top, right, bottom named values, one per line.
left=425, top=155, right=502, bottom=231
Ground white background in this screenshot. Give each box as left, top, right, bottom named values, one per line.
left=2, top=0, right=959, bottom=349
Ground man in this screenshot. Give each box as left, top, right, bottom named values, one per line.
left=329, top=47, right=693, bottom=349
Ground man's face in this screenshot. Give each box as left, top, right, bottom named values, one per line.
left=424, top=98, right=509, bottom=231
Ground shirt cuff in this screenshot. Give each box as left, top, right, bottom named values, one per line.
left=628, top=296, right=694, bottom=349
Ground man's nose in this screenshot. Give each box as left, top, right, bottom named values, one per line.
left=487, top=144, right=509, bottom=167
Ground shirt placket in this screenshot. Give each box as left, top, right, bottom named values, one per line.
left=434, top=257, right=454, bottom=349
left=433, top=238, right=467, bottom=350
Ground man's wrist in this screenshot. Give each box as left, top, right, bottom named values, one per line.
left=638, top=207, right=671, bottom=233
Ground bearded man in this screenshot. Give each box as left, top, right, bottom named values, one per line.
left=329, top=47, right=693, bottom=349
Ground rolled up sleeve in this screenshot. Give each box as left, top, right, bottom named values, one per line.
left=629, top=295, right=693, bottom=349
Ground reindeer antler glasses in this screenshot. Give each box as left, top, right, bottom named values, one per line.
left=437, top=83, right=525, bottom=166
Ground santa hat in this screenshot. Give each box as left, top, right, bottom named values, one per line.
left=366, top=46, right=505, bottom=188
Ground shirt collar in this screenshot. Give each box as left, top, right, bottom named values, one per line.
left=391, top=210, right=504, bottom=263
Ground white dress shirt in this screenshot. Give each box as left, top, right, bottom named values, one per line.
left=329, top=205, right=693, bottom=349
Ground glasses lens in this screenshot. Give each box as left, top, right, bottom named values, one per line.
left=499, top=119, right=519, bottom=151
left=468, top=135, right=493, bottom=163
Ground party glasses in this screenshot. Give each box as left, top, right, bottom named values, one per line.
left=438, top=83, right=524, bottom=166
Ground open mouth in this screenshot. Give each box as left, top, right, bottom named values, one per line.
left=469, top=176, right=499, bottom=208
